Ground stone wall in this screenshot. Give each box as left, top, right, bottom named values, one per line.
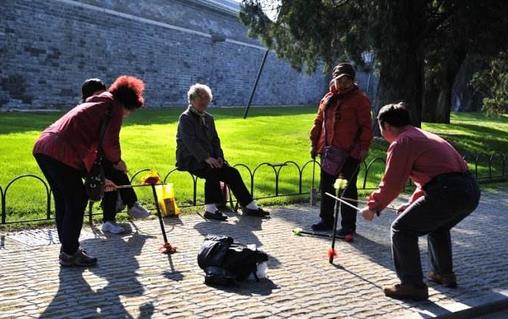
left=0, top=0, right=329, bottom=109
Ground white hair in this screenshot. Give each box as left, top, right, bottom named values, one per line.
left=187, top=83, right=213, bottom=103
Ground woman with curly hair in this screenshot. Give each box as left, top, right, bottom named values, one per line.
left=33, top=75, right=145, bottom=267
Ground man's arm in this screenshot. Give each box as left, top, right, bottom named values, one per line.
left=368, top=140, right=413, bottom=212
left=309, top=100, right=325, bottom=150
left=210, top=117, right=224, bottom=160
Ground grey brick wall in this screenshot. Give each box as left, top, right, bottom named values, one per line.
left=0, top=0, right=329, bottom=109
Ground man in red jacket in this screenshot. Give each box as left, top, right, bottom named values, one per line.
left=309, top=63, right=373, bottom=237
left=361, top=102, right=480, bottom=300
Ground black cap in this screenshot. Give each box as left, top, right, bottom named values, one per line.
left=332, top=63, right=355, bottom=80
left=81, top=78, right=106, bottom=102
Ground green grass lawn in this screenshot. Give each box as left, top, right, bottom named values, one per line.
left=0, top=107, right=506, bottom=224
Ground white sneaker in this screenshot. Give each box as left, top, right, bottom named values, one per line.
left=101, top=221, right=125, bottom=234
left=128, top=202, right=150, bottom=219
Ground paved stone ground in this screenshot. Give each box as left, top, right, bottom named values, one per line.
left=1, top=188, right=507, bottom=318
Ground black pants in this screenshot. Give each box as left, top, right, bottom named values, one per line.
left=190, top=165, right=253, bottom=207
left=102, top=160, right=137, bottom=222
left=319, top=156, right=360, bottom=230
left=34, top=154, right=88, bottom=255
left=391, top=172, right=480, bottom=285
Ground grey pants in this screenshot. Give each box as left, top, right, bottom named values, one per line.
left=391, top=172, right=480, bottom=285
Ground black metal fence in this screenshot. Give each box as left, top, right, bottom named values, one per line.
left=1, top=153, right=506, bottom=224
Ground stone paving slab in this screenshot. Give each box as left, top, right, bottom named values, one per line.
left=0, top=188, right=507, bottom=318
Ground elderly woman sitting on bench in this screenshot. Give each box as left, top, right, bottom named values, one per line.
left=175, top=83, right=269, bottom=221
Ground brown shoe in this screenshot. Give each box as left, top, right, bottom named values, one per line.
left=383, top=283, right=429, bottom=301
left=60, top=248, right=97, bottom=267
left=427, top=271, right=457, bottom=288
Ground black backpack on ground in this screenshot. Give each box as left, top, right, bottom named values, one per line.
left=197, top=234, right=268, bottom=286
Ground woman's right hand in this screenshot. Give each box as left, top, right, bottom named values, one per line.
left=104, top=179, right=117, bottom=192
left=310, top=146, right=317, bottom=159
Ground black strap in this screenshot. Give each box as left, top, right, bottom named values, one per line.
left=323, top=94, right=340, bottom=147
left=96, top=103, right=114, bottom=161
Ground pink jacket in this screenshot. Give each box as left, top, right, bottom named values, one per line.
left=368, top=126, right=469, bottom=211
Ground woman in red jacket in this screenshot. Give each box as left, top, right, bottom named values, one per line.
left=309, top=63, right=373, bottom=237
left=33, top=75, right=145, bottom=267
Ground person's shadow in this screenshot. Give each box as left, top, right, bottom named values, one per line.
left=40, top=225, right=154, bottom=318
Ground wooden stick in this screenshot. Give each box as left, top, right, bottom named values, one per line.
left=325, top=193, right=399, bottom=212
left=339, top=196, right=398, bottom=212
left=115, top=183, right=164, bottom=189
left=325, top=192, right=362, bottom=212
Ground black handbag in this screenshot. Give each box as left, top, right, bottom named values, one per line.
left=84, top=104, right=113, bottom=201
left=322, top=145, right=349, bottom=176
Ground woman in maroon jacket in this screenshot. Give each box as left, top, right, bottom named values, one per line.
left=33, top=75, right=145, bottom=267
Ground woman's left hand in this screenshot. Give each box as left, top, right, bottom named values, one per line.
left=114, top=160, right=127, bottom=172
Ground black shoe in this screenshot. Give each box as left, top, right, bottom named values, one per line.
left=60, top=248, right=97, bottom=267
left=204, top=210, right=228, bottom=221
left=311, top=221, right=333, bottom=231
left=242, top=207, right=270, bottom=217
left=217, top=204, right=235, bottom=213
left=336, top=228, right=355, bottom=238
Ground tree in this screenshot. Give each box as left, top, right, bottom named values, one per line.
left=239, top=0, right=508, bottom=131
left=472, top=51, right=508, bottom=116
left=422, top=1, right=508, bottom=123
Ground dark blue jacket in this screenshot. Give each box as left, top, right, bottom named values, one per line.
left=176, top=107, right=224, bottom=171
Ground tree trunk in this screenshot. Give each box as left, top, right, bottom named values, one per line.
left=372, top=0, right=425, bottom=136
left=374, top=49, right=424, bottom=136
left=422, top=75, right=439, bottom=122
left=434, top=81, right=452, bottom=123
left=422, top=48, right=467, bottom=123
left=422, top=71, right=452, bottom=123
left=452, top=54, right=485, bottom=112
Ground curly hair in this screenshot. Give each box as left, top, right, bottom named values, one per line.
left=108, top=75, right=145, bottom=110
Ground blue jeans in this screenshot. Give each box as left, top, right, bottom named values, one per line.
left=391, top=172, right=480, bottom=285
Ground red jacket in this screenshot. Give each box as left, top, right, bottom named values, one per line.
left=33, top=92, right=123, bottom=171
left=368, top=126, right=469, bottom=211
left=310, top=85, right=373, bottom=160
